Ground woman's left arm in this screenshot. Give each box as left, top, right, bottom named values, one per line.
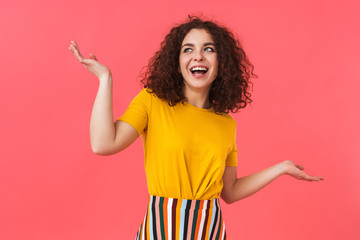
left=220, top=160, right=324, bottom=204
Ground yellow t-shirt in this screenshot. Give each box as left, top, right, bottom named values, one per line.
left=118, top=88, right=238, bottom=200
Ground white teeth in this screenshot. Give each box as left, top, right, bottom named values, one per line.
left=190, top=67, right=208, bottom=71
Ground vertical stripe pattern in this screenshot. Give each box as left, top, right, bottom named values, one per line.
left=135, top=195, right=228, bottom=240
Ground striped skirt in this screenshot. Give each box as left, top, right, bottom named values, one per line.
left=135, top=195, right=227, bottom=240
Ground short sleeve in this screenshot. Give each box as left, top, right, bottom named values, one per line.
left=225, top=125, right=238, bottom=167
left=118, top=88, right=152, bottom=136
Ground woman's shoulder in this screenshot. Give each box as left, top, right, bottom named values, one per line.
left=215, top=111, right=237, bottom=127
left=214, top=109, right=236, bottom=120
left=132, top=88, right=156, bottom=100
left=138, top=88, right=157, bottom=98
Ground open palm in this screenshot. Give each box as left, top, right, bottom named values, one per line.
left=283, top=160, right=324, bottom=182
left=68, top=40, right=111, bottom=79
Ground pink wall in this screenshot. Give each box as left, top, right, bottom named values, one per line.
left=1, top=0, right=359, bottom=239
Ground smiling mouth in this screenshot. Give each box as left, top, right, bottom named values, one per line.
left=190, top=66, right=208, bottom=76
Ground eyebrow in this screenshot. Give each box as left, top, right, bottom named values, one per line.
left=181, top=42, right=216, bottom=49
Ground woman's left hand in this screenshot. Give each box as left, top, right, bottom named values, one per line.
left=282, top=160, right=325, bottom=182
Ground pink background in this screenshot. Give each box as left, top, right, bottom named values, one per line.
left=1, top=0, right=359, bottom=239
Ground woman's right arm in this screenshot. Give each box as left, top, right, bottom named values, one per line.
left=68, top=41, right=139, bottom=155
left=90, top=74, right=139, bottom=155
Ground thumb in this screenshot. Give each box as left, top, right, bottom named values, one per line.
left=89, top=53, right=98, bottom=61
left=295, top=164, right=305, bottom=170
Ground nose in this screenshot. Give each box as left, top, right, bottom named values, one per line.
left=193, top=50, right=204, bottom=61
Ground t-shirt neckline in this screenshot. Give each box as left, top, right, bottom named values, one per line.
left=183, top=101, right=214, bottom=112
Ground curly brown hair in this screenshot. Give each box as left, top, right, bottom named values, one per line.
left=140, top=15, right=258, bottom=114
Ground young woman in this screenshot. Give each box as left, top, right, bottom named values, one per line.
left=68, top=16, right=324, bottom=240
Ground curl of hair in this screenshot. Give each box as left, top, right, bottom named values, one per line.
left=140, top=15, right=258, bottom=114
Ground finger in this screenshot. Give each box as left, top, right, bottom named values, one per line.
left=72, top=42, right=82, bottom=55
left=68, top=44, right=79, bottom=58
left=305, top=175, right=324, bottom=182
left=80, top=58, right=92, bottom=65
left=68, top=44, right=78, bottom=54
left=302, top=176, right=316, bottom=182
left=70, top=41, right=84, bottom=58
left=316, top=176, right=325, bottom=181
left=89, top=53, right=98, bottom=61
left=71, top=40, right=79, bottom=48
left=81, top=58, right=98, bottom=66
left=295, top=164, right=305, bottom=170
left=69, top=45, right=85, bottom=63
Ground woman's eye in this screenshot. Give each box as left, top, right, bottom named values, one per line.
left=183, top=48, right=192, bottom=53
left=204, top=47, right=215, bottom=52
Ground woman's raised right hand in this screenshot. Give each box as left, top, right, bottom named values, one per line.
left=68, top=40, right=112, bottom=80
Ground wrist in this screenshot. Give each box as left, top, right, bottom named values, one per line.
left=278, top=160, right=291, bottom=176
left=99, top=74, right=112, bottom=84
left=99, top=71, right=112, bottom=81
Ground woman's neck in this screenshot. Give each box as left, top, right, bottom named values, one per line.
left=183, top=86, right=212, bottom=109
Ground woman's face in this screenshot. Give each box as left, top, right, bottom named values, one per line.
left=179, top=28, right=218, bottom=94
